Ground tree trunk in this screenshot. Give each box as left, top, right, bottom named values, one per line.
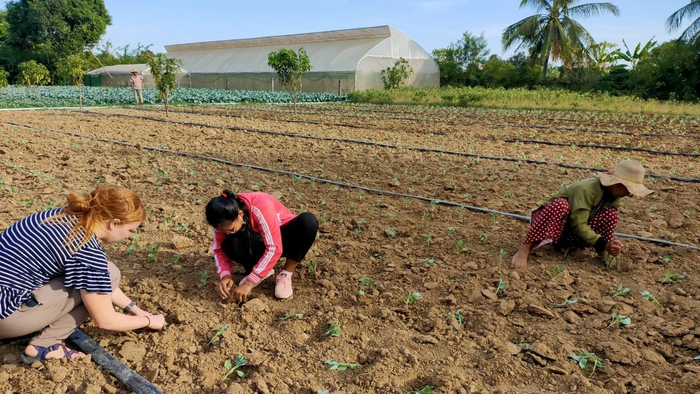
left=79, top=84, right=83, bottom=109
left=541, top=54, right=550, bottom=84
left=165, top=94, right=169, bottom=117
left=34, top=85, right=40, bottom=101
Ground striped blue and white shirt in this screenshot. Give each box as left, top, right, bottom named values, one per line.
left=0, top=208, right=112, bottom=320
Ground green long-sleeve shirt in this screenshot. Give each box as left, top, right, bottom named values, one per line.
left=548, top=178, right=621, bottom=249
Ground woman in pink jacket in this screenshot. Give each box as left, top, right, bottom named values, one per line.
left=206, top=190, right=318, bottom=302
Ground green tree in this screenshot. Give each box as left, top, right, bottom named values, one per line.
left=0, top=68, right=9, bottom=93
left=56, top=54, right=88, bottom=107
left=432, top=47, right=464, bottom=86
left=666, top=0, right=700, bottom=42
left=587, top=41, right=618, bottom=70
left=147, top=54, right=182, bottom=116
left=432, top=31, right=490, bottom=86
left=267, top=47, right=312, bottom=112
left=5, top=0, right=111, bottom=71
left=380, top=58, right=414, bottom=90
left=502, top=0, right=620, bottom=83
left=611, top=38, right=657, bottom=70
left=630, top=40, right=700, bottom=100
left=18, top=60, right=49, bottom=100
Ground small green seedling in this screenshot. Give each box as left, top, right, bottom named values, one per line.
left=611, top=284, right=630, bottom=298
left=221, top=354, right=247, bottom=381
left=200, top=270, right=209, bottom=285
left=603, top=255, right=616, bottom=270
left=479, top=232, right=488, bottom=243
left=424, top=258, right=435, bottom=266
left=555, top=298, right=578, bottom=308
left=145, top=244, right=161, bottom=263
left=171, top=253, right=181, bottom=264
left=325, top=324, right=341, bottom=337
left=450, top=274, right=469, bottom=283
left=694, top=355, right=700, bottom=360
left=640, top=291, right=662, bottom=307
left=498, top=248, right=507, bottom=266
left=448, top=310, right=464, bottom=325
left=661, top=270, right=685, bottom=284
left=208, top=325, right=228, bottom=347
left=454, top=239, right=468, bottom=255
left=326, top=360, right=357, bottom=371
left=496, top=279, right=508, bottom=298
left=607, top=312, right=631, bottom=329
left=355, top=218, right=365, bottom=233
left=552, top=264, right=565, bottom=277
left=415, top=386, right=434, bottom=394
left=569, top=352, right=603, bottom=376
left=404, top=291, right=421, bottom=305
left=358, top=278, right=374, bottom=296
left=305, top=260, right=318, bottom=276
left=126, top=235, right=142, bottom=253
left=423, top=234, right=432, bottom=247
left=280, top=313, right=304, bottom=321
left=658, top=254, right=675, bottom=263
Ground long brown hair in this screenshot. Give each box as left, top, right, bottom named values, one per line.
left=48, top=185, right=146, bottom=252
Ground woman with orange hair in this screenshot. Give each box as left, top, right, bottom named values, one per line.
left=0, top=185, right=165, bottom=363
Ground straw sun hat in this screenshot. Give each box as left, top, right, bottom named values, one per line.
left=597, top=160, right=653, bottom=197
left=131, top=69, right=138, bottom=73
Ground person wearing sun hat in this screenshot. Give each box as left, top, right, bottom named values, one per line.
left=512, top=160, right=653, bottom=269
left=130, top=68, right=144, bottom=106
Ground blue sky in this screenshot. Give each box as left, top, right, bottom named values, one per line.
left=62, top=1, right=700, bottom=57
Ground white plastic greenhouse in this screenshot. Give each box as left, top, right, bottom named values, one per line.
left=84, top=64, right=190, bottom=87
left=165, top=26, right=439, bottom=93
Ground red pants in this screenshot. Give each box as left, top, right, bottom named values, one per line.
left=524, top=198, right=619, bottom=250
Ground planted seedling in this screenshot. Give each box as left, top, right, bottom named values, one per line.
left=325, top=324, right=341, bottom=337
left=424, top=258, right=436, bottom=266
left=555, top=298, right=578, bottom=308
left=658, top=254, right=675, bottom=263
left=569, top=352, right=603, bottom=376
left=126, top=235, right=142, bottom=253
left=207, top=325, right=228, bottom=347
left=221, top=354, right=247, bottom=381
left=454, top=239, right=469, bottom=255
left=551, top=264, right=565, bottom=277
left=603, top=255, right=616, bottom=270
left=611, top=284, right=630, bottom=298
left=661, top=270, right=685, bottom=284
left=305, top=261, right=318, bottom=277
left=607, top=312, right=631, bottom=329
left=423, top=234, right=432, bottom=247
left=171, top=253, right=181, bottom=264
left=448, top=310, right=464, bottom=325
left=355, top=218, right=366, bottom=233
left=326, top=360, right=357, bottom=371
left=496, top=279, right=508, bottom=298
left=358, top=277, right=374, bottom=296
left=404, top=291, right=421, bottom=305
left=280, top=313, right=304, bottom=321
left=640, top=291, right=662, bottom=307
left=479, top=233, right=488, bottom=243
left=694, top=355, right=700, bottom=360
left=200, top=270, right=209, bottom=285
left=415, top=386, right=434, bottom=394
left=498, top=248, right=507, bottom=266
left=450, top=274, right=469, bottom=283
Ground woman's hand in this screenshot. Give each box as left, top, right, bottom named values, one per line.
left=146, top=314, right=166, bottom=330
left=232, top=283, right=253, bottom=303
left=605, top=239, right=623, bottom=256
left=217, top=276, right=235, bottom=300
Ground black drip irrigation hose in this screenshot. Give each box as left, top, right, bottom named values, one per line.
left=501, top=138, right=700, bottom=158
left=77, top=110, right=700, bottom=184
left=3, top=120, right=700, bottom=252
left=68, top=329, right=163, bottom=394
left=131, top=107, right=448, bottom=136
left=209, top=105, right=700, bottom=140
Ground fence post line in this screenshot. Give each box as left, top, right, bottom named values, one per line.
left=338, top=80, right=342, bottom=96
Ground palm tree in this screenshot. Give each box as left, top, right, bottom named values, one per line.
left=666, top=0, right=700, bottom=42
left=503, top=0, right=620, bottom=82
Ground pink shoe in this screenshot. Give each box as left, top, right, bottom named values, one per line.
left=275, top=272, right=293, bottom=299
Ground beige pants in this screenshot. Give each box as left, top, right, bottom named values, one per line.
left=0, top=262, right=120, bottom=347
left=133, top=89, right=143, bottom=105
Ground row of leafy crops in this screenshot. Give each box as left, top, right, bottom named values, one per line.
left=0, top=86, right=343, bottom=108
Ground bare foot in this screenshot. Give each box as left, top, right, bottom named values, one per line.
left=512, top=244, right=532, bottom=269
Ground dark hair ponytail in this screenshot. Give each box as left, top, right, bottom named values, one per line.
left=206, top=190, right=257, bottom=255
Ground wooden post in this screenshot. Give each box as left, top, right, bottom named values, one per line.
left=271, top=78, right=274, bottom=92
left=226, top=78, right=229, bottom=90
left=338, top=79, right=342, bottom=96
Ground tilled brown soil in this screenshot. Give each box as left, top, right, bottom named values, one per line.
left=0, top=105, right=698, bottom=394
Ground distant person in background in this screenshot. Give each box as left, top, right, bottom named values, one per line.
left=512, top=160, right=653, bottom=269
left=130, top=69, right=144, bottom=106
left=0, top=185, right=165, bottom=363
